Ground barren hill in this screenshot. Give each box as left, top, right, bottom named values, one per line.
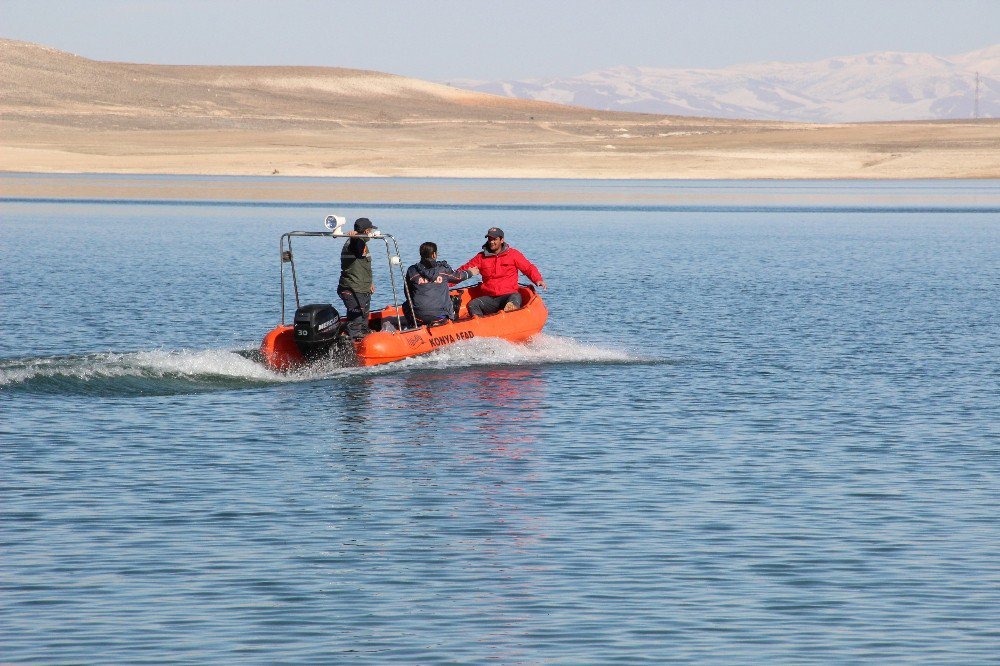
left=0, top=38, right=654, bottom=129
left=1, top=38, right=998, bottom=180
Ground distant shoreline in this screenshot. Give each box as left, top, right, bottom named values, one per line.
left=4, top=173, right=999, bottom=212
left=3, top=122, right=998, bottom=182
left=3, top=169, right=999, bottom=180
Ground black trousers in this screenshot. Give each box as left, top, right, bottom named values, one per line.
left=338, top=288, right=371, bottom=339
left=467, top=292, right=521, bottom=317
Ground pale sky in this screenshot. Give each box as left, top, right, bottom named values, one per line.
left=1, top=0, right=997, bottom=80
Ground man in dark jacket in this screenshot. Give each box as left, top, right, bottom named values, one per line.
left=338, top=217, right=377, bottom=340
left=405, top=242, right=479, bottom=326
left=459, top=227, right=546, bottom=317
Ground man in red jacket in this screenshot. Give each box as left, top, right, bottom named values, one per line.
left=459, top=227, right=547, bottom=317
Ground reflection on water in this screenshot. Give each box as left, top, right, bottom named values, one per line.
left=338, top=374, right=377, bottom=432
left=392, top=366, right=547, bottom=454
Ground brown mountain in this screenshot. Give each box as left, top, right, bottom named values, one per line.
left=0, top=38, right=658, bottom=129
left=1, top=38, right=998, bottom=180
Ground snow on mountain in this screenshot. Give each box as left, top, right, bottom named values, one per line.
left=448, top=47, right=1000, bottom=122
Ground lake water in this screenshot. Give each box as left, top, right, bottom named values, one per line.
left=2, top=179, right=998, bottom=663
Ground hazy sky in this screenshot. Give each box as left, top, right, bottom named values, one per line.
left=2, top=0, right=997, bottom=80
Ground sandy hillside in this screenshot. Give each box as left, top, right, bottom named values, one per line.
left=1, top=38, right=998, bottom=181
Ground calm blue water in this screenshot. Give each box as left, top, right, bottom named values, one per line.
left=2, top=179, right=998, bottom=663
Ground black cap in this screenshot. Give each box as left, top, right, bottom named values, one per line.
left=485, top=227, right=504, bottom=239
left=354, top=217, right=375, bottom=233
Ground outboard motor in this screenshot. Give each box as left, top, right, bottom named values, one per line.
left=293, top=304, right=342, bottom=359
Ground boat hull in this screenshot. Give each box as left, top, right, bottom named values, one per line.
left=259, top=286, right=547, bottom=369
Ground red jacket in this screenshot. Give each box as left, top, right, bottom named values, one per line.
left=459, top=244, right=543, bottom=297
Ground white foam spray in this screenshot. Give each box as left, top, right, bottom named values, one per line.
left=1, top=334, right=640, bottom=392
left=0, top=349, right=282, bottom=389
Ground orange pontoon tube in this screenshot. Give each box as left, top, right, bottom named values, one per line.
left=261, top=284, right=547, bottom=369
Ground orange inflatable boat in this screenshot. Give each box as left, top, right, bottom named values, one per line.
left=258, top=223, right=547, bottom=370
left=261, top=284, right=547, bottom=369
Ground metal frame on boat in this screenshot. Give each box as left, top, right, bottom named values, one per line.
left=276, top=228, right=411, bottom=332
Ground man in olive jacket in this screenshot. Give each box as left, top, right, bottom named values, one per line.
left=338, top=217, right=377, bottom=340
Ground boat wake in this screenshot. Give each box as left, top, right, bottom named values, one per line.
left=1, top=334, right=642, bottom=397
left=0, top=349, right=281, bottom=397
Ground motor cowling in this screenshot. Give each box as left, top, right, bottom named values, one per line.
left=293, top=304, right=342, bottom=359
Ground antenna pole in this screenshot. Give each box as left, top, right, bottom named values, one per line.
left=974, top=72, right=981, bottom=120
